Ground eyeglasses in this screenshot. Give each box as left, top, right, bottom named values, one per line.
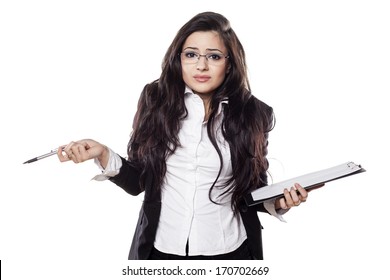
left=180, top=51, right=229, bottom=66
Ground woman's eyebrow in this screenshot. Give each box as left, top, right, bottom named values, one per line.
left=182, top=47, right=199, bottom=51
left=182, top=47, right=224, bottom=53
left=206, top=48, right=224, bottom=53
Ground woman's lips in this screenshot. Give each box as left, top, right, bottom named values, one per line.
left=194, top=75, right=211, bottom=82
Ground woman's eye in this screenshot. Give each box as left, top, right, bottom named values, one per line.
left=208, top=54, right=222, bottom=60
left=185, top=52, right=197, bottom=58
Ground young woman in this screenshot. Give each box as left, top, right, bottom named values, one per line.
left=57, top=11, right=310, bottom=260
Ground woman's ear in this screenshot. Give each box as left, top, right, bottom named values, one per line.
left=226, top=64, right=231, bottom=74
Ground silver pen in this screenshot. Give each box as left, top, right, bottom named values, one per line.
left=23, top=147, right=64, bottom=164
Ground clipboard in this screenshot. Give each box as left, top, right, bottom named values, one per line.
left=245, top=161, right=366, bottom=206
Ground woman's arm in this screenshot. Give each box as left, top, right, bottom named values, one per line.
left=108, top=156, right=143, bottom=196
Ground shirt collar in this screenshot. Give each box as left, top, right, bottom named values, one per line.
left=184, top=86, right=228, bottom=116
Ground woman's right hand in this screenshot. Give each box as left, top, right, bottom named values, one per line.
left=57, top=139, right=109, bottom=168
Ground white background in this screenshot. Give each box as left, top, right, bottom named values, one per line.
left=1, top=0, right=389, bottom=279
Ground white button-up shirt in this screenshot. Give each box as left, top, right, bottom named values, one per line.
left=153, top=88, right=247, bottom=256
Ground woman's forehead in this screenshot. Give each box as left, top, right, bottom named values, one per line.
left=183, top=31, right=226, bottom=52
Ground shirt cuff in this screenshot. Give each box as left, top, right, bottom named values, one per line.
left=263, top=198, right=288, bottom=223
left=91, top=148, right=123, bottom=181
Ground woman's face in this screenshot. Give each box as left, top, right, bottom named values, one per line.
left=181, top=31, right=229, bottom=100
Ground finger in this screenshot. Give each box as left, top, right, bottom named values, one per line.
left=69, top=142, right=91, bottom=163
left=74, top=143, right=89, bottom=163
left=68, top=143, right=83, bottom=163
left=278, top=197, right=288, bottom=210
left=295, top=183, right=308, bottom=202
left=289, top=186, right=301, bottom=206
left=283, top=188, right=294, bottom=208
left=82, top=140, right=91, bottom=151
left=65, top=141, right=83, bottom=163
left=64, top=141, right=75, bottom=159
left=57, top=145, right=70, bottom=162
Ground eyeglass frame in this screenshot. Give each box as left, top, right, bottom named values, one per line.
left=179, top=51, right=230, bottom=65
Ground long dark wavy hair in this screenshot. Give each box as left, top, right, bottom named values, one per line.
left=128, top=12, right=275, bottom=213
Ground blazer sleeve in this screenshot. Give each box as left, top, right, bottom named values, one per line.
left=109, top=156, right=144, bottom=196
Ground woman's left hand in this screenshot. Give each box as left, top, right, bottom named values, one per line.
left=275, top=183, right=308, bottom=210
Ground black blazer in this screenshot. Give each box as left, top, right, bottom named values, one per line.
left=110, top=157, right=270, bottom=260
